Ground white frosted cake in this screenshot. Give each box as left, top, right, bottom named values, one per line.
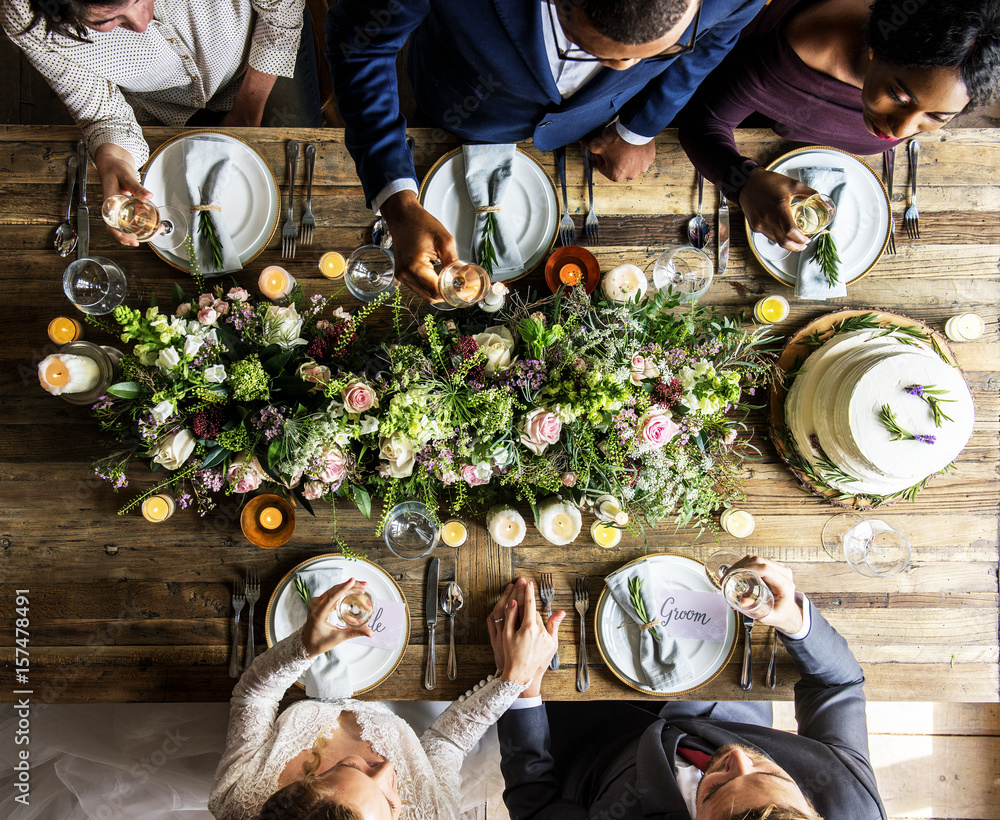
left=785, top=329, right=974, bottom=496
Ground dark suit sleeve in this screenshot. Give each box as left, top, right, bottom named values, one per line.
left=781, top=601, right=872, bottom=765
left=498, top=706, right=588, bottom=820
left=616, top=0, right=766, bottom=140
left=325, top=0, right=427, bottom=205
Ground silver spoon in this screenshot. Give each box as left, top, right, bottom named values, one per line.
left=440, top=581, right=464, bottom=681
left=55, top=156, right=79, bottom=256
left=687, top=171, right=710, bottom=249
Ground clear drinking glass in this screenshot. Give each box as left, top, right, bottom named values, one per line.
left=842, top=519, right=912, bottom=577
left=331, top=589, right=375, bottom=628
left=789, top=193, right=836, bottom=237
left=704, top=550, right=744, bottom=589
left=721, top=568, right=775, bottom=619
left=102, top=194, right=187, bottom=250
left=345, top=245, right=396, bottom=302
left=821, top=513, right=865, bottom=559
left=435, top=260, right=492, bottom=308
left=62, top=256, right=128, bottom=315
left=652, top=245, right=714, bottom=301
left=384, top=500, right=439, bottom=559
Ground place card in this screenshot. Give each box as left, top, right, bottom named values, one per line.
left=352, top=598, right=406, bottom=651
left=652, top=587, right=730, bottom=643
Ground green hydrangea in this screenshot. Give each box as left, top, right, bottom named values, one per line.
left=229, top=355, right=270, bottom=402
left=216, top=426, right=250, bottom=452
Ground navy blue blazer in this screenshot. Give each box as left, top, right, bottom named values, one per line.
left=327, top=0, right=766, bottom=204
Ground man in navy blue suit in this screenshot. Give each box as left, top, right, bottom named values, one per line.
left=326, top=0, right=765, bottom=299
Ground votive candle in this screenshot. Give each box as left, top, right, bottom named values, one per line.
left=142, top=493, right=176, bottom=523
left=259, top=266, right=295, bottom=300
left=720, top=508, right=755, bottom=538
left=480, top=282, right=508, bottom=313
left=753, top=296, right=790, bottom=324
left=558, top=261, right=584, bottom=286
left=486, top=505, right=527, bottom=547
left=258, top=506, right=284, bottom=530
left=945, top=313, right=985, bottom=342
left=601, top=264, right=647, bottom=304
left=319, top=252, right=347, bottom=279
left=536, top=496, right=583, bottom=545
left=590, top=520, right=622, bottom=548
left=441, top=519, right=469, bottom=547
left=47, top=317, right=84, bottom=344
left=38, top=353, right=100, bottom=395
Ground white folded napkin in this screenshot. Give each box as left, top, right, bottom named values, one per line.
left=463, top=144, right=524, bottom=278
left=183, top=137, right=243, bottom=276
left=604, top=564, right=691, bottom=691
left=296, top=567, right=353, bottom=699
left=795, top=166, right=847, bottom=300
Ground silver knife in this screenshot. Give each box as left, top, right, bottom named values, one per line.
left=424, top=557, right=439, bottom=690
left=717, top=191, right=730, bottom=277
left=76, top=140, right=90, bottom=258
left=740, top=613, right=753, bottom=691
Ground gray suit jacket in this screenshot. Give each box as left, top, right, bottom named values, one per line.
left=497, top=604, right=886, bottom=820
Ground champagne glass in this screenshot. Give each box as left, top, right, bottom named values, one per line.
left=331, top=589, right=375, bottom=628
left=102, top=194, right=187, bottom=250
left=840, top=519, right=911, bottom=578
left=652, top=245, right=714, bottom=302
left=345, top=245, right=396, bottom=302
left=789, top=193, right=836, bottom=237
left=721, top=568, right=775, bottom=619
left=384, top=500, right=440, bottom=559
left=435, top=260, right=492, bottom=308
left=62, top=256, right=128, bottom=315
left=704, top=550, right=744, bottom=589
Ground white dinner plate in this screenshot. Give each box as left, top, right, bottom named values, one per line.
left=142, top=131, right=279, bottom=271
left=265, top=554, right=409, bottom=695
left=418, top=147, right=559, bottom=282
left=595, top=554, right=739, bottom=696
left=748, top=147, right=891, bottom=287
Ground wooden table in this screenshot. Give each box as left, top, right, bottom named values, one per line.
left=1, top=125, right=997, bottom=704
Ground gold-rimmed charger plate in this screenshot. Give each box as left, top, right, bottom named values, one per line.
left=418, top=147, right=559, bottom=283
left=142, top=130, right=280, bottom=273
left=595, top=553, right=739, bottom=696
left=265, top=554, right=410, bottom=695
left=746, top=146, right=891, bottom=288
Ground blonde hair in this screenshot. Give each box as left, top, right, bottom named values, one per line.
left=726, top=804, right=824, bottom=820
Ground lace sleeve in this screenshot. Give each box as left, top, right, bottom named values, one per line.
left=209, top=629, right=313, bottom=818
left=419, top=675, right=527, bottom=819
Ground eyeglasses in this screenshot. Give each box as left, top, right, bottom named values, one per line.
left=546, top=0, right=702, bottom=63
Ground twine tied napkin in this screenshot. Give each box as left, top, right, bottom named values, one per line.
left=604, top=564, right=691, bottom=691
left=183, top=138, right=243, bottom=276
left=463, top=144, right=524, bottom=278
left=795, top=166, right=847, bottom=300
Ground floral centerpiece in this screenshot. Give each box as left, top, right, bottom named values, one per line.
left=82, top=280, right=775, bottom=539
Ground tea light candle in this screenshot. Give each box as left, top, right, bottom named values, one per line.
left=441, top=519, right=469, bottom=547
left=945, top=313, right=985, bottom=342
left=720, top=508, right=755, bottom=538
left=38, top=353, right=100, bottom=395
left=536, top=496, right=583, bottom=545
left=258, top=506, right=284, bottom=530
left=558, top=261, right=584, bottom=287
left=590, top=520, right=622, bottom=548
left=47, top=317, right=84, bottom=344
left=753, top=295, right=790, bottom=324
left=259, top=266, right=295, bottom=300
left=601, top=264, right=647, bottom=304
left=142, top=493, right=176, bottom=523
left=486, top=505, right=527, bottom=547
left=479, top=282, right=508, bottom=313
left=319, top=252, right=347, bottom=279
left=595, top=494, right=629, bottom=526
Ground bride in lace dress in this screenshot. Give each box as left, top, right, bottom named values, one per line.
left=209, top=576, right=563, bottom=820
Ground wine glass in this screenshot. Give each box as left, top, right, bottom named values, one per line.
left=435, top=260, right=492, bottom=308
left=790, top=193, right=836, bottom=236
left=330, top=589, right=375, bottom=628
left=62, top=256, right=128, bottom=315
left=102, top=194, right=187, bottom=251
left=721, top=568, right=775, bottom=619
left=345, top=245, right=396, bottom=302
left=840, top=519, right=912, bottom=578
left=652, top=245, right=714, bottom=302
left=384, top=500, right=440, bottom=559
left=704, top=550, right=744, bottom=589
left=821, top=513, right=864, bottom=559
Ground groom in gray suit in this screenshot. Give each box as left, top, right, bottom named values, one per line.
left=491, top=558, right=887, bottom=820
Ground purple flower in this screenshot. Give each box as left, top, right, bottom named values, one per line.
left=905, top=385, right=926, bottom=397
left=914, top=434, right=936, bottom=445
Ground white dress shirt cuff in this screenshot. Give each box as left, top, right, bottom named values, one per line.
left=778, top=593, right=812, bottom=641
left=372, top=178, right=419, bottom=214
left=507, top=695, right=543, bottom=710
left=615, top=119, right=654, bottom=146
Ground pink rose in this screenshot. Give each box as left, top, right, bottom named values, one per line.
left=639, top=409, right=680, bottom=447
left=198, top=307, right=218, bottom=325
left=461, top=463, right=491, bottom=486
left=519, top=409, right=562, bottom=455
left=226, top=454, right=266, bottom=494
left=561, top=471, right=578, bottom=487
left=297, top=360, right=331, bottom=386
left=332, top=306, right=351, bottom=321
left=315, top=319, right=331, bottom=331
left=212, top=299, right=229, bottom=316
left=227, top=287, right=249, bottom=302
left=302, top=481, right=326, bottom=501
left=342, top=380, right=377, bottom=414
left=630, top=354, right=661, bottom=386
left=175, top=302, right=191, bottom=317
left=198, top=293, right=214, bottom=309
left=440, top=469, right=461, bottom=485
left=317, top=446, right=347, bottom=486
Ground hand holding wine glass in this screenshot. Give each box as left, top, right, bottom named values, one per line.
left=301, top=578, right=373, bottom=658
left=725, top=556, right=803, bottom=635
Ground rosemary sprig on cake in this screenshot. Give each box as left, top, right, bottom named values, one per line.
left=904, top=384, right=956, bottom=427
left=878, top=404, right=936, bottom=444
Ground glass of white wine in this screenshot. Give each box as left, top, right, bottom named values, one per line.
left=435, top=260, right=492, bottom=309
left=330, top=589, right=375, bottom=628
left=721, top=568, right=775, bottom=619
left=789, top=192, right=836, bottom=237
left=101, top=194, right=187, bottom=251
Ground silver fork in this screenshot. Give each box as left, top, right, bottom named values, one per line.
left=883, top=148, right=896, bottom=254
left=281, top=140, right=299, bottom=259
left=299, top=144, right=316, bottom=246
left=904, top=138, right=920, bottom=240
left=229, top=583, right=245, bottom=679
left=574, top=576, right=590, bottom=692
left=244, top=570, right=260, bottom=668
left=583, top=148, right=599, bottom=246
left=554, top=146, right=575, bottom=247
left=539, top=573, right=558, bottom=670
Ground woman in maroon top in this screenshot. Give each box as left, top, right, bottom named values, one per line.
left=677, top=0, right=1000, bottom=250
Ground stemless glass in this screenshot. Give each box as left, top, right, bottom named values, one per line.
left=721, top=568, right=775, bottom=619
left=435, top=260, right=492, bottom=308
left=652, top=245, right=714, bottom=301
left=345, top=245, right=396, bottom=302
left=842, top=519, right=912, bottom=577
left=62, top=256, right=128, bottom=315
left=384, top=500, right=440, bottom=559
left=331, top=589, right=375, bottom=628
left=102, top=194, right=187, bottom=250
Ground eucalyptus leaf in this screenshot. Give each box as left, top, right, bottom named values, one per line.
left=107, top=381, right=146, bottom=399
left=200, top=445, right=229, bottom=469
left=352, top=485, right=372, bottom=519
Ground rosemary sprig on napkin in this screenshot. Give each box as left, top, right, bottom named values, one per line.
left=628, top=576, right=659, bottom=642
left=198, top=211, right=225, bottom=271
left=478, top=211, right=498, bottom=276
left=812, top=231, right=841, bottom=287
left=879, top=404, right=936, bottom=444
left=294, top=576, right=311, bottom=606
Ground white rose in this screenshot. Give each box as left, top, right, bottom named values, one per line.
left=157, top=347, right=180, bottom=371
left=183, top=335, right=204, bottom=357
left=472, top=326, right=515, bottom=374
left=204, top=365, right=226, bottom=383
left=379, top=435, right=416, bottom=478
left=262, top=304, right=305, bottom=349
left=151, top=400, right=174, bottom=424
left=151, top=428, right=196, bottom=471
